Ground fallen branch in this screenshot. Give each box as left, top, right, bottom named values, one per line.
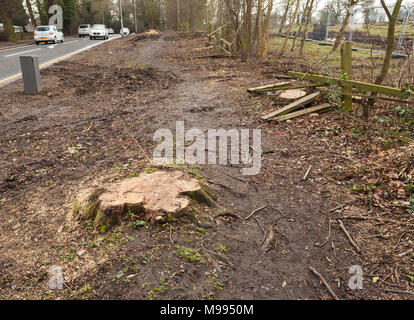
left=315, top=220, right=332, bottom=247
left=245, top=204, right=268, bottom=220
left=384, top=288, right=414, bottom=296
left=338, top=219, right=362, bottom=253
left=261, top=225, right=275, bottom=252
left=215, top=211, right=244, bottom=220
left=302, top=165, right=312, bottom=180
left=308, top=267, right=339, bottom=300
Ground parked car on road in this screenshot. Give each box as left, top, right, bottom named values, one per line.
left=107, top=28, right=115, bottom=34
left=121, top=27, right=130, bottom=36
left=78, top=24, right=92, bottom=38
left=89, top=24, right=109, bottom=40
left=34, top=25, right=64, bottom=45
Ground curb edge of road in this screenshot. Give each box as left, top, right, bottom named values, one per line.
left=0, top=42, right=34, bottom=53
left=0, top=35, right=122, bottom=88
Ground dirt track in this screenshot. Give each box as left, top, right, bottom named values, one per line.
left=0, top=32, right=412, bottom=300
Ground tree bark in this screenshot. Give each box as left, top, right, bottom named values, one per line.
left=278, top=0, right=292, bottom=35
left=278, top=0, right=300, bottom=58
left=176, top=0, right=181, bottom=32
left=256, top=0, right=263, bottom=57
left=364, top=0, right=403, bottom=120
left=246, top=0, right=252, bottom=51
left=299, top=0, right=315, bottom=56
left=26, top=0, right=37, bottom=29
left=331, top=5, right=352, bottom=52
left=291, top=0, right=309, bottom=51
left=262, top=0, right=274, bottom=58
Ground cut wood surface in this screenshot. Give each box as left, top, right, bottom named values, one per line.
left=261, top=91, right=320, bottom=120
left=247, top=81, right=290, bottom=93
left=273, top=103, right=331, bottom=121
left=279, top=89, right=307, bottom=100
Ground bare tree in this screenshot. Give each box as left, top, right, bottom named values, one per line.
left=299, top=0, right=315, bottom=56
left=278, top=0, right=294, bottom=35
left=364, top=0, right=403, bottom=120
left=330, top=0, right=360, bottom=52
left=278, top=0, right=300, bottom=57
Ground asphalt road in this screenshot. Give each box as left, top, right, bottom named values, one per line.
left=0, top=34, right=121, bottom=85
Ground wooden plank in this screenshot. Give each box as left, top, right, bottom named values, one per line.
left=261, top=91, right=320, bottom=120
left=251, top=83, right=328, bottom=93
left=247, top=81, right=291, bottom=93
left=288, top=71, right=407, bottom=97
left=341, top=42, right=352, bottom=110
left=273, top=103, right=332, bottom=121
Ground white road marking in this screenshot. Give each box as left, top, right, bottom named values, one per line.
left=61, top=40, right=78, bottom=45
left=5, top=48, right=41, bottom=58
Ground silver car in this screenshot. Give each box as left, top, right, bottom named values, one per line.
left=78, top=24, right=91, bottom=38
left=89, top=24, right=109, bottom=40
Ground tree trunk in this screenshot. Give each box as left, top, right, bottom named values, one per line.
left=299, top=0, right=314, bottom=56
left=291, top=0, right=309, bottom=51
left=278, top=0, right=291, bottom=35
left=331, top=6, right=352, bottom=52
left=177, top=0, right=181, bottom=32
left=278, top=0, right=300, bottom=58
left=262, top=0, right=273, bottom=58
left=246, top=0, right=252, bottom=52
left=364, top=0, right=403, bottom=120
left=0, top=3, right=17, bottom=41
left=26, top=0, right=37, bottom=29
left=256, top=0, right=263, bottom=57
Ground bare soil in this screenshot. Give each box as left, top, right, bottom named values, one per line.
left=0, top=31, right=413, bottom=300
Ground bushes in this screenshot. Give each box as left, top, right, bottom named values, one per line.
left=0, top=31, right=8, bottom=42
left=0, top=31, right=34, bottom=42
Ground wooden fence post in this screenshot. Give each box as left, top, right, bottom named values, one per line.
left=341, top=41, right=352, bottom=110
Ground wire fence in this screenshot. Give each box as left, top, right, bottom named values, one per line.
left=305, top=4, right=414, bottom=57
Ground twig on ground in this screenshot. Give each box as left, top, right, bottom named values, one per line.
left=124, top=127, right=152, bottom=164
left=308, top=267, right=339, bottom=300
left=273, top=271, right=291, bottom=299
left=397, top=249, right=413, bottom=257
left=254, top=217, right=267, bottom=246
left=245, top=204, right=268, bottom=220
left=384, top=289, right=414, bottom=296
left=315, top=220, right=332, bottom=247
left=302, top=165, right=312, bottom=180
left=215, top=211, right=244, bottom=220
left=261, top=225, right=275, bottom=252
left=338, top=219, right=362, bottom=253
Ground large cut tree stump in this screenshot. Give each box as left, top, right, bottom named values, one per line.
left=279, top=89, right=307, bottom=100
left=77, top=171, right=215, bottom=232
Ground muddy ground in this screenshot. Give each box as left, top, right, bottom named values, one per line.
left=0, top=32, right=413, bottom=300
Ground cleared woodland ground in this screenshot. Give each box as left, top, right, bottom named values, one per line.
left=0, top=31, right=413, bottom=300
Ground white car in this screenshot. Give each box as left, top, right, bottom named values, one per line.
left=34, top=25, right=64, bottom=45
left=108, top=28, right=115, bottom=34
left=121, top=28, right=130, bottom=36
left=78, top=24, right=92, bottom=37
left=90, top=24, right=109, bottom=40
